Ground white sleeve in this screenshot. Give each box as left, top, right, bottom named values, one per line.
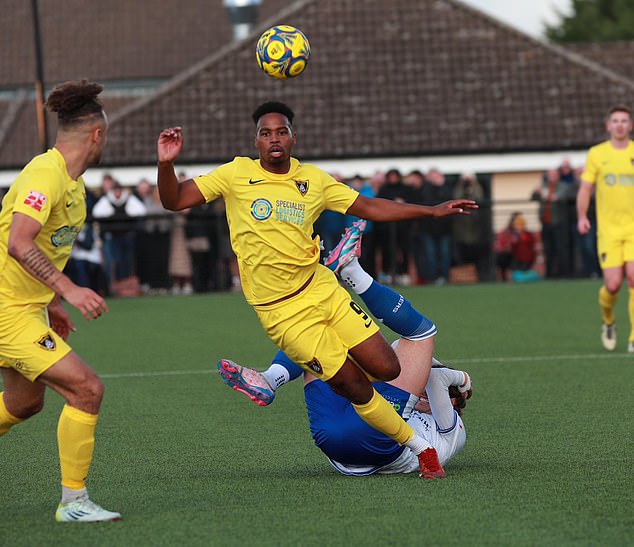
left=125, top=195, right=148, bottom=216
left=426, top=367, right=465, bottom=433
left=91, top=196, right=114, bottom=218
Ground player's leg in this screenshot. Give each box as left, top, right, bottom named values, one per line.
left=599, top=266, right=622, bottom=351
left=0, top=367, right=45, bottom=435
left=624, top=258, right=634, bottom=352
left=217, top=349, right=303, bottom=406
left=38, top=352, right=121, bottom=522
left=597, top=235, right=624, bottom=351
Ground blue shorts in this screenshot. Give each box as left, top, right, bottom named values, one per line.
left=304, top=380, right=413, bottom=469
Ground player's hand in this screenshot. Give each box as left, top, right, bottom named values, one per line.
left=432, top=200, right=478, bottom=217
left=61, top=285, right=109, bottom=321
left=157, top=127, right=184, bottom=163
left=577, top=216, right=591, bottom=235
left=47, top=300, right=75, bottom=341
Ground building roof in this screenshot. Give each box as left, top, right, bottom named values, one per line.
left=1, top=0, right=633, bottom=173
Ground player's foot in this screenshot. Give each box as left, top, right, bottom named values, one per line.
left=217, top=359, right=275, bottom=406
left=55, top=495, right=121, bottom=523
left=628, top=342, right=634, bottom=354
left=601, top=323, right=616, bottom=351
left=324, top=220, right=366, bottom=275
left=418, top=447, right=446, bottom=479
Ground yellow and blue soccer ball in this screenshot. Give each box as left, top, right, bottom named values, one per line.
left=256, top=25, right=310, bottom=79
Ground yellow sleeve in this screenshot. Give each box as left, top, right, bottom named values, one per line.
left=193, top=161, right=235, bottom=202
left=322, top=172, right=359, bottom=214
left=11, top=166, right=63, bottom=226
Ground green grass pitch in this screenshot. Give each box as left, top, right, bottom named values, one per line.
left=2, top=280, right=633, bottom=546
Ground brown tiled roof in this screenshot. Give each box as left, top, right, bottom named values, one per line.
left=2, top=0, right=634, bottom=170
left=102, top=0, right=634, bottom=166
left=564, top=41, right=634, bottom=82
left=0, top=0, right=289, bottom=86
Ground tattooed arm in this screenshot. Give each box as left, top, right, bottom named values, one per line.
left=8, top=212, right=108, bottom=321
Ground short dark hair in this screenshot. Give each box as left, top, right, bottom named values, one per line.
left=252, top=101, right=294, bottom=125
left=45, top=79, right=104, bottom=128
left=607, top=105, right=632, bottom=118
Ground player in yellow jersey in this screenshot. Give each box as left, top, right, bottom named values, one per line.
left=157, top=101, right=477, bottom=479
left=0, top=81, right=120, bottom=522
left=577, top=105, right=634, bottom=353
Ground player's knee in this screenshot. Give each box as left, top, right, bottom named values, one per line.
left=68, top=375, right=104, bottom=411
left=12, top=397, right=45, bottom=420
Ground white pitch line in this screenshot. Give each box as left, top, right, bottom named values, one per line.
left=97, top=353, right=630, bottom=379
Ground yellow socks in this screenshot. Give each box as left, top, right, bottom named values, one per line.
left=0, top=393, right=23, bottom=436
left=57, top=404, right=99, bottom=490
left=599, top=286, right=617, bottom=326
left=352, top=388, right=414, bottom=445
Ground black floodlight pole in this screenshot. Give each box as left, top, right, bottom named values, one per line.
left=31, top=0, right=49, bottom=152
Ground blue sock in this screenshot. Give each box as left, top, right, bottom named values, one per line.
left=359, top=280, right=436, bottom=339
left=271, top=349, right=304, bottom=380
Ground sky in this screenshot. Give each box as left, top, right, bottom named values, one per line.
left=460, top=0, right=573, bottom=38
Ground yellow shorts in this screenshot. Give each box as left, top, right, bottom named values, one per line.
left=254, top=265, right=379, bottom=381
left=597, top=232, right=634, bottom=269
left=0, top=301, right=71, bottom=382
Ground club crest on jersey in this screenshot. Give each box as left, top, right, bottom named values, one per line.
left=24, top=190, right=47, bottom=212
left=294, top=179, right=309, bottom=196
left=306, top=358, right=323, bottom=375
left=36, top=333, right=56, bottom=351
left=251, top=198, right=273, bottom=221
left=51, top=225, right=81, bottom=247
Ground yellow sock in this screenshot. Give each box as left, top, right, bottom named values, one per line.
left=352, top=388, right=414, bottom=445
left=599, top=286, right=617, bottom=325
left=57, top=404, right=99, bottom=490
left=0, top=393, right=24, bottom=436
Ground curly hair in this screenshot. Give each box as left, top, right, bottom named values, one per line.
left=45, top=79, right=104, bottom=128
left=252, top=101, right=294, bottom=125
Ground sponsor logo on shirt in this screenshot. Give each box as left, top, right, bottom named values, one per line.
left=251, top=198, right=273, bottom=221
left=275, top=200, right=305, bottom=226
left=51, top=226, right=81, bottom=247
left=24, top=190, right=47, bottom=211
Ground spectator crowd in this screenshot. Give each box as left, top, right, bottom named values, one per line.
left=0, top=158, right=599, bottom=297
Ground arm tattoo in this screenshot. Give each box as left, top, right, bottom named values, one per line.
left=21, top=246, right=60, bottom=284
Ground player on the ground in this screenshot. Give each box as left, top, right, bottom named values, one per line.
left=0, top=80, right=121, bottom=522
left=577, top=105, right=634, bottom=353
left=219, top=221, right=471, bottom=475
left=157, top=101, right=477, bottom=478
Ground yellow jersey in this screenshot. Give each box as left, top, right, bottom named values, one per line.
left=581, top=140, right=634, bottom=238
left=0, top=148, right=86, bottom=305
left=194, top=157, right=358, bottom=305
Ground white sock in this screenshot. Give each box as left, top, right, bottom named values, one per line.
left=405, top=433, right=431, bottom=455
left=261, top=364, right=291, bottom=391
left=339, top=258, right=373, bottom=294
left=61, top=486, right=87, bottom=504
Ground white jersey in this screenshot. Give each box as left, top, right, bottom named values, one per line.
left=327, top=366, right=467, bottom=475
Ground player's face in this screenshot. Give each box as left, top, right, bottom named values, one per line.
left=606, top=110, right=632, bottom=142
left=255, top=113, right=296, bottom=172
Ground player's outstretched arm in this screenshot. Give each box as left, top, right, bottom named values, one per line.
left=347, top=194, right=477, bottom=222
left=157, top=127, right=206, bottom=211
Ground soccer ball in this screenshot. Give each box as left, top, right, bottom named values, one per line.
left=255, top=25, right=310, bottom=79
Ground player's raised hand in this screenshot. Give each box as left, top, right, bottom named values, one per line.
left=432, top=199, right=478, bottom=217
left=158, top=127, right=184, bottom=163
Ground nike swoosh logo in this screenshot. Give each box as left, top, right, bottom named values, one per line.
left=65, top=202, right=73, bottom=207
left=249, top=178, right=265, bottom=184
